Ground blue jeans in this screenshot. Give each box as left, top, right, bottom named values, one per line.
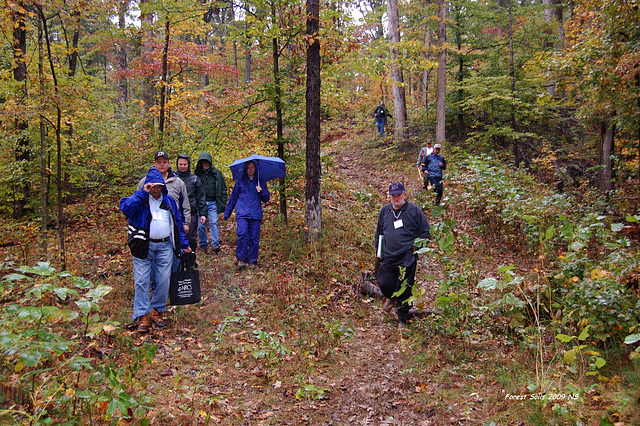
left=132, top=240, right=173, bottom=321
left=375, top=117, right=385, bottom=136
left=198, top=201, right=219, bottom=248
left=236, top=218, right=262, bottom=263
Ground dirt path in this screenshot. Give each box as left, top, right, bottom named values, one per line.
left=127, top=131, right=505, bottom=425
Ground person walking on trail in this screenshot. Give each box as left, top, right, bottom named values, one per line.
left=416, top=140, right=434, bottom=190
left=176, top=154, right=207, bottom=253
left=195, top=152, right=228, bottom=254
left=422, top=143, right=447, bottom=206
left=120, top=167, right=191, bottom=333
left=373, top=101, right=391, bottom=136
left=375, top=182, right=431, bottom=329
left=137, top=151, right=190, bottom=293
left=137, top=151, right=190, bottom=232
left=223, top=160, right=270, bottom=270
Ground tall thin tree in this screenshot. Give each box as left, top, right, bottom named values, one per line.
left=305, top=0, right=321, bottom=240
left=435, top=0, right=447, bottom=144
left=387, top=0, right=407, bottom=140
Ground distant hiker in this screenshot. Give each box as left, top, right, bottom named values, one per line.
left=195, top=152, right=228, bottom=254
left=422, top=143, right=447, bottom=206
left=176, top=154, right=207, bottom=252
left=372, top=102, right=391, bottom=136
left=223, top=160, right=270, bottom=270
left=416, top=140, right=434, bottom=190
left=375, top=182, right=431, bottom=329
left=137, top=151, right=191, bottom=232
left=120, top=167, right=190, bottom=332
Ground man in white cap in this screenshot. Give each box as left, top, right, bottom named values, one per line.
left=422, top=143, right=447, bottom=205
left=375, top=182, right=431, bottom=329
left=416, top=139, right=434, bottom=189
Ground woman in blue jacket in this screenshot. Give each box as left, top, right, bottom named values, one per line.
left=224, top=161, right=270, bottom=268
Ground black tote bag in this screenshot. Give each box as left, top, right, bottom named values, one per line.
left=169, top=252, right=201, bottom=305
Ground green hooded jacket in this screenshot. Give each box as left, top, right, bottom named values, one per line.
left=194, top=152, right=228, bottom=209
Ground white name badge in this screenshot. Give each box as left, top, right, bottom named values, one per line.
left=393, top=219, right=404, bottom=229
left=152, top=211, right=163, bottom=221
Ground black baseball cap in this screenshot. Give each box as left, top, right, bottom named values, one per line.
left=154, top=151, right=169, bottom=161
left=389, top=182, right=405, bottom=195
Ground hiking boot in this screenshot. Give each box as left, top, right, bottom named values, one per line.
left=199, top=246, right=209, bottom=254
left=212, top=246, right=220, bottom=255
left=137, top=314, right=151, bottom=333
left=237, top=260, right=247, bottom=270
left=151, top=309, right=166, bottom=328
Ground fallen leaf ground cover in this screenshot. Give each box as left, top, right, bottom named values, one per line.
left=1, top=130, right=639, bottom=425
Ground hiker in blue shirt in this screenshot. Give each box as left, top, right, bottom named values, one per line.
left=422, top=143, right=447, bottom=206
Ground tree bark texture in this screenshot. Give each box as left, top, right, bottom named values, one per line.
left=435, top=0, right=447, bottom=144
left=305, top=0, right=322, bottom=240
left=387, top=0, right=407, bottom=140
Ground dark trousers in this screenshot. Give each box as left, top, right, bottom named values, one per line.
left=186, top=213, right=199, bottom=252
left=236, top=218, right=262, bottom=264
left=428, top=175, right=443, bottom=205
left=376, top=256, right=417, bottom=322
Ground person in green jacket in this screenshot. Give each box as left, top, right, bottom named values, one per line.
left=194, top=152, right=228, bottom=253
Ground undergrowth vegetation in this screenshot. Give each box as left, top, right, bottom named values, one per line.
left=1, top=133, right=640, bottom=424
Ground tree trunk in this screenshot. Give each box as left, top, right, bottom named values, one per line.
left=38, top=13, right=48, bottom=258
left=272, top=10, right=287, bottom=222
left=387, top=0, right=407, bottom=140
left=305, top=0, right=321, bottom=240
left=140, top=0, right=155, bottom=120
left=12, top=1, right=29, bottom=219
left=118, top=0, right=128, bottom=104
left=435, top=0, right=447, bottom=144
left=159, top=19, right=170, bottom=135
left=507, top=0, right=521, bottom=167
left=39, top=5, right=66, bottom=269
left=68, top=9, right=80, bottom=77
left=598, top=117, right=615, bottom=194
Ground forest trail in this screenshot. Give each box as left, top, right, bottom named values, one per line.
left=123, top=130, right=510, bottom=425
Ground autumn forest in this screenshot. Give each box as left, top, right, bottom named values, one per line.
left=1, top=0, right=640, bottom=424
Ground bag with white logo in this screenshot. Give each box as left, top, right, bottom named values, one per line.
left=169, top=252, right=201, bottom=305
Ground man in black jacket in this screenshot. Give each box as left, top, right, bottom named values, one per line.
left=375, top=182, right=430, bottom=329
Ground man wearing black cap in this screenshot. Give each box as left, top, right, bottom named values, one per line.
left=375, top=182, right=431, bottom=329
left=137, top=151, right=191, bottom=230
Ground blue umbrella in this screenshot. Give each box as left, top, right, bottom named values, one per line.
left=229, top=154, right=286, bottom=182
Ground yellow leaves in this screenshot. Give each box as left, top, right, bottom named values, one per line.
left=590, top=268, right=610, bottom=280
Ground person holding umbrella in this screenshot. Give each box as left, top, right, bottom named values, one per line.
left=223, top=160, right=271, bottom=269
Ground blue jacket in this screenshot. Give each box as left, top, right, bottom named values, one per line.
left=224, top=173, right=270, bottom=221
left=422, top=153, right=447, bottom=178
left=120, top=167, right=189, bottom=258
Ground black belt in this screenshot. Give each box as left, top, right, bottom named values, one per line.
left=149, top=236, right=170, bottom=243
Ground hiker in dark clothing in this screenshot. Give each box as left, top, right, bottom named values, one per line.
left=194, top=152, right=228, bottom=253
left=422, top=143, right=447, bottom=205
left=373, top=102, right=391, bottom=136
left=375, top=182, right=430, bottom=329
left=176, top=154, right=207, bottom=252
